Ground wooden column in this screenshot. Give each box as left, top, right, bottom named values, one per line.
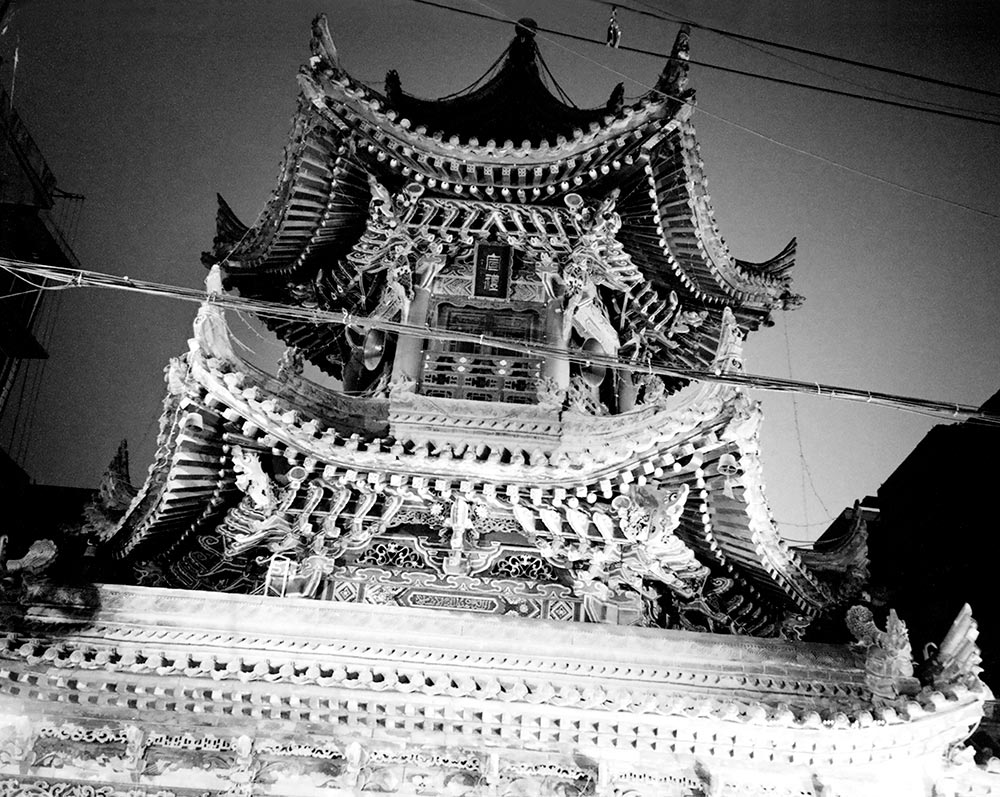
left=390, top=285, right=431, bottom=386
left=542, top=285, right=570, bottom=391
left=617, top=368, right=638, bottom=412
left=390, top=249, right=445, bottom=390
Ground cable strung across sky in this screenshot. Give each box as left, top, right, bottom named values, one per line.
left=404, top=0, right=1000, bottom=221
left=4, top=257, right=998, bottom=428
left=604, top=0, right=1000, bottom=122
left=406, top=0, right=1000, bottom=126
left=591, top=0, right=1000, bottom=99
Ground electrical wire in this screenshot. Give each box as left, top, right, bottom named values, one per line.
left=779, top=517, right=839, bottom=530
left=403, top=0, right=1000, bottom=127
left=3, top=257, right=999, bottom=429
left=595, top=0, right=1000, bottom=100
left=401, top=0, right=999, bottom=220
left=784, top=519, right=867, bottom=547
left=611, top=0, right=1000, bottom=121
left=0, top=286, right=40, bottom=301
left=782, top=319, right=833, bottom=522
left=463, top=0, right=1000, bottom=221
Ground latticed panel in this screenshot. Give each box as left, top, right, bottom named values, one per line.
left=420, top=351, right=541, bottom=404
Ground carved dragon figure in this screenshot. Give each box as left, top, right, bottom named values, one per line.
left=846, top=605, right=921, bottom=704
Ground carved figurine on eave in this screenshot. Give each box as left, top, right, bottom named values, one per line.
left=79, top=439, right=139, bottom=539
left=846, top=604, right=921, bottom=704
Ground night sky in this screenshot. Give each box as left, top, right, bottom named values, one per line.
left=2, top=1, right=998, bottom=543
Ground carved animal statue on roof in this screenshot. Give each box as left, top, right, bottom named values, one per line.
left=2, top=538, right=58, bottom=575
left=276, top=347, right=305, bottom=382
left=846, top=605, right=921, bottom=703
left=231, top=446, right=277, bottom=511
left=165, top=356, right=190, bottom=396
left=97, top=440, right=138, bottom=512
left=78, top=440, right=139, bottom=540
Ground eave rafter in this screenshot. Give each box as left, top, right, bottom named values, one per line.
left=616, top=123, right=800, bottom=319
left=98, top=358, right=240, bottom=560
left=211, top=101, right=369, bottom=286
left=300, top=85, right=672, bottom=204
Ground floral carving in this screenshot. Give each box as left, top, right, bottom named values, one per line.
left=0, top=782, right=114, bottom=797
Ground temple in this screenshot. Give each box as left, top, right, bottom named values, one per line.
left=2, top=16, right=997, bottom=797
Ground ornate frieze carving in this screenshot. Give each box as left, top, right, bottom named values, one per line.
left=2, top=584, right=993, bottom=797
left=322, top=565, right=583, bottom=621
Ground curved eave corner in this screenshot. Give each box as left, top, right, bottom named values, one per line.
left=205, top=100, right=369, bottom=291
left=716, top=394, right=832, bottom=615
left=639, top=120, right=803, bottom=317
left=297, top=15, right=685, bottom=179
left=99, top=333, right=241, bottom=562
left=661, top=312, right=830, bottom=617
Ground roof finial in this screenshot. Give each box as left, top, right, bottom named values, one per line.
left=606, top=82, right=624, bottom=113
left=310, top=14, right=342, bottom=74
left=656, top=24, right=691, bottom=98
left=384, top=69, right=402, bottom=104
left=514, top=17, right=538, bottom=40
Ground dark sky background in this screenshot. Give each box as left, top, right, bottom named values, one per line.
left=2, top=1, right=998, bottom=543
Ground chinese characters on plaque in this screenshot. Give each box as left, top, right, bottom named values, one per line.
left=473, top=243, right=512, bottom=299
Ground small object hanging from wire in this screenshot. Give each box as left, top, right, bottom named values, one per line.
left=606, top=6, right=621, bottom=49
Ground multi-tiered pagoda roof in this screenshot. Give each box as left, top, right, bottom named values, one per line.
left=89, top=16, right=822, bottom=635
left=205, top=17, right=798, bottom=380
left=2, top=15, right=994, bottom=797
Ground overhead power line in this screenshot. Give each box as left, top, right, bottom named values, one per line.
left=598, top=0, right=1000, bottom=101
left=607, top=0, right=1000, bottom=122
left=404, top=0, right=1000, bottom=127
left=459, top=0, right=999, bottom=221
left=3, top=257, right=999, bottom=429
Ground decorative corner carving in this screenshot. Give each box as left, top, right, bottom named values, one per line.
left=2, top=539, right=57, bottom=575
left=847, top=606, right=921, bottom=704
left=231, top=446, right=277, bottom=511
left=927, top=603, right=988, bottom=694
left=388, top=374, right=417, bottom=399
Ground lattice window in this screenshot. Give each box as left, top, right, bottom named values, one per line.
left=418, top=304, right=543, bottom=402
left=421, top=351, right=541, bottom=403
